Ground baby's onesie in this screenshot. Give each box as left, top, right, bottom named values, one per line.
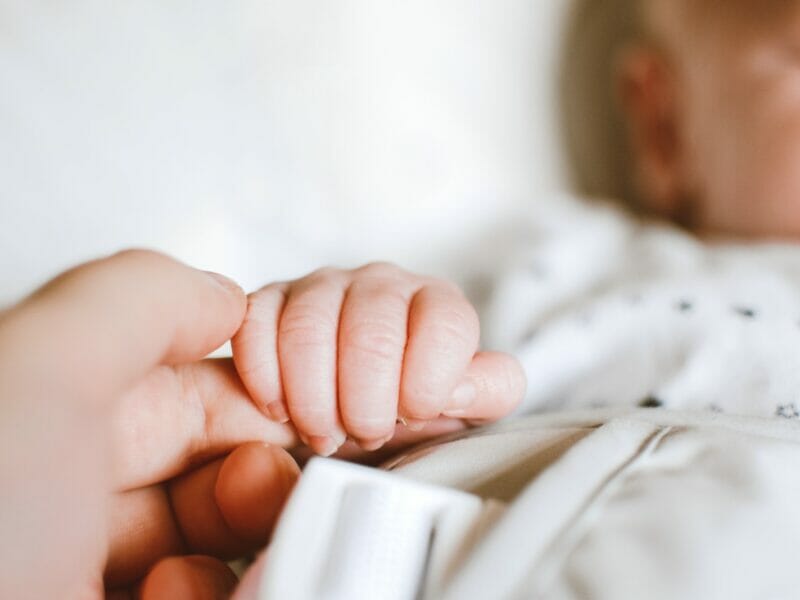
left=482, top=194, right=800, bottom=419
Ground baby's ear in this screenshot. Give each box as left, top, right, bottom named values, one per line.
left=617, top=45, right=684, bottom=216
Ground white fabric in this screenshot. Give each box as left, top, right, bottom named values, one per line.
left=244, top=409, right=800, bottom=599
left=238, top=197, right=800, bottom=599
left=483, top=194, right=800, bottom=420
left=395, top=409, right=800, bottom=600
left=234, top=458, right=503, bottom=600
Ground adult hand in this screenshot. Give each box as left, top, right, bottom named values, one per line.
left=0, top=250, right=299, bottom=599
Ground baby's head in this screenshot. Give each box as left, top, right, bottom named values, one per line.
left=564, top=0, right=800, bottom=239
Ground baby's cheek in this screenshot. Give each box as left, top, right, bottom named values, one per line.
left=739, top=89, right=800, bottom=236
left=749, top=142, right=800, bottom=237
left=700, top=138, right=800, bottom=238
left=688, top=58, right=800, bottom=238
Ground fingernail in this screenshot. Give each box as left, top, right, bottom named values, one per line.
left=447, top=380, right=477, bottom=411
left=332, top=430, right=347, bottom=447
left=309, top=436, right=340, bottom=457
left=266, top=401, right=290, bottom=424
left=403, top=419, right=428, bottom=432
left=444, top=408, right=467, bottom=418
left=359, top=435, right=392, bottom=451
left=204, top=270, right=243, bottom=295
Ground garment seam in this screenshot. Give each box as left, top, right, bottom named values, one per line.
left=519, top=425, right=675, bottom=599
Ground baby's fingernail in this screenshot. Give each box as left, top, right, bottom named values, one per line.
left=444, top=409, right=467, bottom=418
left=447, top=380, right=477, bottom=412
left=266, top=401, right=290, bottom=424
left=309, top=436, right=340, bottom=457
left=403, top=419, right=428, bottom=432
left=359, top=435, right=392, bottom=451
left=332, top=430, right=347, bottom=447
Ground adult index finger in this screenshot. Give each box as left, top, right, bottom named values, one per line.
left=0, top=249, right=246, bottom=407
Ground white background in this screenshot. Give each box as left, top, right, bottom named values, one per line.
left=0, top=1, right=572, bottom=304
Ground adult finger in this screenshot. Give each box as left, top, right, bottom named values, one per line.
left=138, top=555, right=238, bottom=600
left=111, top=359, right=296, bottom=490
left=338, top=264, right=414, bottom=448
left=170, top=443, right=299, bottom=558
left=278, top=269, right=348, bottom=456
left=399, top=282, right=480, bottom=421
left=0, top=251, right=246, bottom=599
left=105, top=444, right=299, bottom=587
left=102, top=362, right=297, bottom=590
left=0, top=249, right=246, bottom=406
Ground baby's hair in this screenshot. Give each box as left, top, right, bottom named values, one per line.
left=558, top=0, right=650, bottom=212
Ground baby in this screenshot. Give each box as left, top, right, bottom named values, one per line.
left=233, top=0, right=800, bottom=455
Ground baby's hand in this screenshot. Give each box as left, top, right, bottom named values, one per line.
left=232, top=263, right=525, bottom=456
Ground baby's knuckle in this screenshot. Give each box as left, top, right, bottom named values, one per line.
left=306, top=266, right=344, bottom=284
left=310, top=265, right=337, bottom=277
left=113, top=247, right=164, bottom=262
left=348, top=280, right=411, bottom=310
left=426, top=309, right=479, bottom=349
left=344, top=320, right=405, bottom=362
left=279, top=312, right=333, bottom=347
left=357, top=261, right=403, bottom=278
left=250, top=282, right=288, bottom=302
left=245, top=285, right=286, bottom=317
left=372, top=289, right=412, bottom=315
left=113, top=248, right=174, bottom=271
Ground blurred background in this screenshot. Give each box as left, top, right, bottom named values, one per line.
left=0, top=1, right=624, bottom=304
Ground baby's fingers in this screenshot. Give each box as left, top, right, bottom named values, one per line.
left=232, top=282, right=290, bottom=422
left=399, top=283, right=480, bottom=422
left=338, top=269, right=413, bottom=448
left=443, top=351, right=526, bottom=421
left=276, top=270, right=348, bottom=455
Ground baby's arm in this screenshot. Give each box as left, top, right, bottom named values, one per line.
left=232, top=263, right=525, bottom=456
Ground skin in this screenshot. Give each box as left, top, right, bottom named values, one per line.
left=13, top=4, right=795, bottom=593
left=232, top=263, right=526, bottom=457
left=0, top=251, right=524, bottom=597
left=0, top=251, right=300, bottom=597
left=620, top=0, right=800, bottom=238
